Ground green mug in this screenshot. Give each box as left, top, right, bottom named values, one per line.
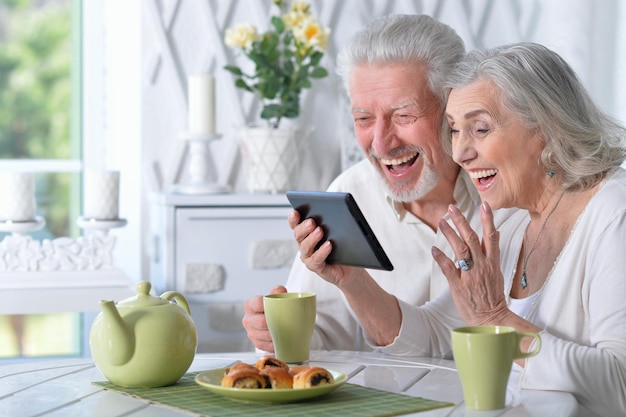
left=263, top=292, right=316, bottom=363
left=451, top=325, right=541, bottom=410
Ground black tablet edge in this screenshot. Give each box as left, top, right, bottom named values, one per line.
left=343, top=193, right=394, bottom=271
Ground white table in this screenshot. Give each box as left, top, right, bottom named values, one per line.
left=0, top=350, right=579, bottom=417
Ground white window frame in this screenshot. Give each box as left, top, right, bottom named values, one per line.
left=84, top=0, right=141, bottom=282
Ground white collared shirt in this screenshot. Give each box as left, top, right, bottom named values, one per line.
left=285, top=159, right=517, bottom=351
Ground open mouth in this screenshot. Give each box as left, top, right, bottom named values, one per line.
left=468, top=168, right=498, bottom=185
left=380, top=152, right=419, bottom=173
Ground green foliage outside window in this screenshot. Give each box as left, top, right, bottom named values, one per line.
left=0, top=0, right=73, bottom=238
left=0, top=0, right=81, bottom=362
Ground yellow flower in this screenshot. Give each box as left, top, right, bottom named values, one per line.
left=282, top=1, right=312, bottom=30
left=293, top=18, right=330, bottom=51
left=290, top=1, right=311, bottom=15
left=224, top=23, right=259, bottom=49
left=282, top=10, right=306, bottom=30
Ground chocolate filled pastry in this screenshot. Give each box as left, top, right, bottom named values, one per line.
left=225, top=362, right=257, bottom=375
left=293, top=367, right=334, bottom=389
left=259, top=366, right=293, bottom=389
left=288, top=365, right=311, bottom=376
left=221, top=369, right=268, bottom=389
left=255, top=356, right=290, bottom=371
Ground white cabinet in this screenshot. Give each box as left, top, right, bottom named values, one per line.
left=149, top=193, right=296, bottom=352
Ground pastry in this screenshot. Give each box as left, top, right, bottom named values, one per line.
left=255, top=356, right=290, bottom=371
left=292, top=366, right=334, bottom=389
left=220, top=359, right=334, bottom=390
left=288, top=365, right=311, bottom=376
left=220, top=369, right=268, bottom=389
left=225, top=362, right=257, bottom=375
left=259, top=366, right=293, bottom=389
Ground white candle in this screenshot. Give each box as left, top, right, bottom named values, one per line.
left=0, top=172, right=36, bottom=221
left=188, top=74, right=216, bottom=135
left=83, top=170, right=120, bottom=220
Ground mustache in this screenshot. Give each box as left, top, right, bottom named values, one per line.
left=369, top=146, right=422, bottom=160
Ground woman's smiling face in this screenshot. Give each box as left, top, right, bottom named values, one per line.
left=445, top=78, right=547, bottom=210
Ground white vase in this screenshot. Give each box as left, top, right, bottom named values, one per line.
left=238, top=126, right=304, bottom=194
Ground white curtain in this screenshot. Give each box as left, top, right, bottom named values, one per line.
left=534, top=0, right=624, bottom=125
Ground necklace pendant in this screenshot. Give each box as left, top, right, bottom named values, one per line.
left=521, top=272, right=528, bottom=289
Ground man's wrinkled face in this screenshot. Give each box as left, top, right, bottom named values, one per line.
left=349, top=64, right=450, bottom=202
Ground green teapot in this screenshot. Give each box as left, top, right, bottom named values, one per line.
left=89, top=281, right=197, bottom=388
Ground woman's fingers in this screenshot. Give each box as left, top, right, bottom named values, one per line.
left=438, top=205, right=480, bottom=271
left=431, top=245, right=458, bottom=278
left=447, top=205, right=482, bottom=252
left=480, top=202, right=501, bottom=266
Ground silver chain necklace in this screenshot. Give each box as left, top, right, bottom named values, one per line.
left=521, top=192, right=565, bottom=289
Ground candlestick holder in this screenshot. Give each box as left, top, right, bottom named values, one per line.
left=0, top=216, right=46, bottom=235
left=77, top=217, right=128, bottom=236
left=170, top=132, right=231, bottom=195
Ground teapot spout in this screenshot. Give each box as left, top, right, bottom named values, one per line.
left=99, top=299, right=135, bottom=366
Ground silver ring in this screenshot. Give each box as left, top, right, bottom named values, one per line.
left=455, top=258, right=472, bottom=271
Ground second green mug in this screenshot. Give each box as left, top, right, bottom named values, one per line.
left=451, top=325, right=541, bottom=410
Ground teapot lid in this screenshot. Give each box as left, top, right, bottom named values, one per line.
left=117, top=281, right=169, bottom=307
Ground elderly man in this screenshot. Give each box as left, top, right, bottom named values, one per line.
left=243, top=14, right=513, bottom=352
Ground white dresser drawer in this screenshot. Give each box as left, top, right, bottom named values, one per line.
left=148, top=193, right=296, bottom=352
left=174, top=206, right=295, bottom=301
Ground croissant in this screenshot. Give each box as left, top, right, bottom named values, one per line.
left=220, top=369, right=268, bottom=389
left=292, top=366, right=334, bottom=389
left=255, top=356, right=290, bottom=372
left=259, top=366, right=293, bottom=389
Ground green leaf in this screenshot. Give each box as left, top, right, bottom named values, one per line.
left=223, top=65, right=243, bottom=76
left=283, top=48, right=295, bottom=59
left=284, top=60, right=294, bottom=75
left=261, top=104, right=281, bottom=120
left=267, top=77, right=282, bottom=97
left=283, top=106, right=299, bottom=118
left=261, top=32, right=279, bottom=51
left=258, top=76, right=281, bottom=99
left=271, top=16, right=285, bottom=33
left=310, top=67, right=328, bottom=78
left=294, top=66, right=309, bottom=84
left=283, top=31, right=294, bottom=45
left=234, top=78, right=253, bottom=92
left=309, top=51, right=323, bottom=66
left=248, top=50, right=275, bottom=71
left=265, top=47, right=280, bottom=62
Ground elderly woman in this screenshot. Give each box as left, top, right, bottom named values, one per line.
left=430, top=42, right=626, bottom=416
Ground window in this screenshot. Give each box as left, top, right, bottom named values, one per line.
left=0, top=0, right=81, bottom=360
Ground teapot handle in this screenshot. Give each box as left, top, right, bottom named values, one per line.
left=160, top=291, right=191, bottom=314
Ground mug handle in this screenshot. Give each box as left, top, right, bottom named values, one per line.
left=514, top=332, right=542, bottom=359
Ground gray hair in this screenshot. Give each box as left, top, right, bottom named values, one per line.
left=336, top=14, right=465, bottom=102
left=442, top=42, right=626, bottom=192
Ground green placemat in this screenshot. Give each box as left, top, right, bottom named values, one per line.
left=94, top=372, right=453, bottom=417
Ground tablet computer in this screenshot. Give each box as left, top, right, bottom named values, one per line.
left=286, top=191, right=394, bottom=271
